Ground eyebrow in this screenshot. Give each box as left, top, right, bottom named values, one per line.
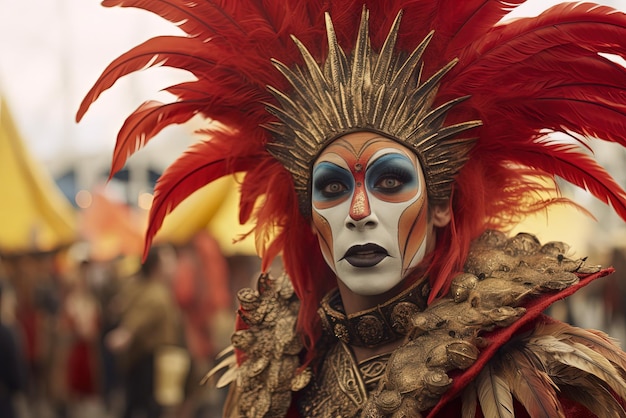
left=366, top=148, right=414, bottom=169
left=331, top=136, right=395, bottom=159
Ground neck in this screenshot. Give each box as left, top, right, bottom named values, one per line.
left=319, top=273, right=430, bottom=360
left=336, top=268, right=428, bottom=315
left=337, top=275, right=423, bottom=363
left=337, top=281, right=402, bottom=315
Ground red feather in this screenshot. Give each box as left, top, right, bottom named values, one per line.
left=432, top=0, right=529, bottom=64
left=455, top=3, right=626, bottom=68
left=504, top=140, right=626, bottom=221
left=165, top=81, right=276, bottom=125
left=110, top=100, right=199, bottom=178
left=145, top=138, right=262, bottom=255
left=76, top=36, right=211, bottom=121
left=101, top=0, right=246, bottom=42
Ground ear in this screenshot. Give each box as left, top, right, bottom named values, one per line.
left=431, top=203, right=451, bottom=227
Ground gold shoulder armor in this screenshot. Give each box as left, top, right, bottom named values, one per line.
left=208, top=273, right=310, bottom=418
left=362, top=230, right=603, bottom=417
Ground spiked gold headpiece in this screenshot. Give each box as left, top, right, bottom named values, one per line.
left=265, top=8, right=482, bottom=215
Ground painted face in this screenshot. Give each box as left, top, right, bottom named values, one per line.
left=311, top=132, right=430, bottom=296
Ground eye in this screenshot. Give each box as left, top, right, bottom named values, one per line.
left=312, top=162, right=353, bottom=202
left=322, top=181, right=348, bottom=196
left=367, top=153, right=418, bottom=196
left=372, top=170, right=412, bottom=194
left=376, top=177, right=403, bottom=191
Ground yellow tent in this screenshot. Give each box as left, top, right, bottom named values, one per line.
left=154, top=174, right=257, bottom=256
left=509, top=177, right=596, bottom=256
left=0, top=96, right=77, bottom=254
left=511, top=203, right=594, bottom=256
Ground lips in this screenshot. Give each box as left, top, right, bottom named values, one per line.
left=343, top=243, right=389, bottom=267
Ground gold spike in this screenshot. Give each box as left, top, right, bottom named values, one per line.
left=351, top=7, right=370, bottom=98
left=373, top=10, right=403, bottom=84
left=389, top=32, right=432, bottom=91
left=324, top=13, right=346, bottom=90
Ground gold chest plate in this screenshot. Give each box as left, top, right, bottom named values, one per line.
left=297, top=342, right=390, bottom=417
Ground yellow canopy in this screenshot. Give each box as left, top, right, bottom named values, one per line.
left=0, top=96, right=77, bottom=254
left=509, top=176, right=595, bottom=255
left=153, top=174, right=257, bottom=256
left=511, top=202, right=594, bottom=255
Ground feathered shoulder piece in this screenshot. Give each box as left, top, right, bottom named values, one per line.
left=204, top=273, right=311, bottom=417
left=461, top=319, right=626, bottom=418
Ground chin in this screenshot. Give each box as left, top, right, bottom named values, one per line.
left=337, top=259, right=404, bottom=296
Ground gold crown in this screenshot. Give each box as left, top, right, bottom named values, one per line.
left=265, top=8, right=482, bottom=216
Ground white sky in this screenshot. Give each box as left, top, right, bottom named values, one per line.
left=0, top=0, right=187, bottom=162
left=0, top=0, right=623, bottom=163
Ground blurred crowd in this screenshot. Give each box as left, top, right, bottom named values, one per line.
left=0, top=230, right=265, bottom=418
left=1, top=226, right=625, bottom=418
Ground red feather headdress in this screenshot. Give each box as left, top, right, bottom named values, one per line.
left=77, top=0, right=626, bottom=355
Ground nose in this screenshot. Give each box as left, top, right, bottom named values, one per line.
left=346, top=184, right=377, bottom=230
left=346, top=215, right=378, bottom=231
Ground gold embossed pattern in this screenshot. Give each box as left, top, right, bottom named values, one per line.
left=298, top=342, right=366, bottom=417
left=319, top=279, right=429, bottom=347
left=214, top=273, right=311, bottom=418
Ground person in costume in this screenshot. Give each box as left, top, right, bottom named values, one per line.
left=78, top=1, right=626, bottom=416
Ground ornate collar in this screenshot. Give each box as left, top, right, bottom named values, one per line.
left=318, top=279, right=430, bottom=348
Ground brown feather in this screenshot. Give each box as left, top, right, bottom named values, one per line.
left=222, top=382, right=242, bottom=418
left=551, top=365, right=626, bottom=418
left=461, top=380, right=478, bottom=418
left=543, top=322, right=626, bottom=373
left=499, top=350, right=564, bottom=418
left=559, top=385, right=626, bottom=418
left=530, top=333, right=626, bottom=402
left=204, top=352, right=237, bottom=388
left=475, top=361, right=514, bottom=418
left=570, top=342, right=626, bottom=401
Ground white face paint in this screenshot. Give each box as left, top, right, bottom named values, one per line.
left=311, top=132, right=430, bottom=296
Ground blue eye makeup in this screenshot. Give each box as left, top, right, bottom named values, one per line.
left=366, top=153, right=417, bottom=194
left=312, top=162, right=354, bottom=201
